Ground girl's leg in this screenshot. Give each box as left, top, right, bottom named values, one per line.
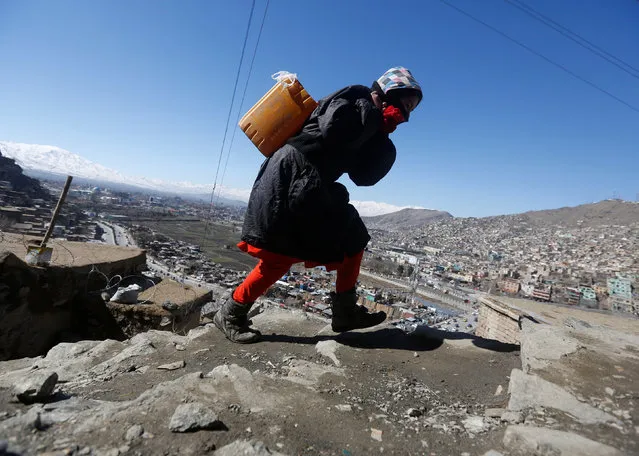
left=335, top=250, right=364, bottom=293
left=331, top=250, right=386, bottom=332
left=233, top=257, right=296, bottom=304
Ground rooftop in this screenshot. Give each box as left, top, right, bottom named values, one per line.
left=0, top=232, right=145, bottom=268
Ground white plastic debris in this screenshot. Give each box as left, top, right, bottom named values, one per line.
left=109, top=284, right=142, bottom=304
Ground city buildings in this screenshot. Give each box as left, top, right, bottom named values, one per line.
left=498, top=277, right=520, bottom=294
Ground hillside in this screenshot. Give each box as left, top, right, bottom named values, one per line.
left=363, top=208, right=454, bottom=230
left=519, top=199, right=639, bottom=228
left=0, top=303, right=636, bottom=455
left=0, top=152, right=51, bottom=201
left=363, top=200, right=639, bottom=233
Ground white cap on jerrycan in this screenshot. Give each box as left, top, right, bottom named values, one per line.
left=272, top=70, right=297, bottom=87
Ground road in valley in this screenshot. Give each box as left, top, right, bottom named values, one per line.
left=96, top=222, right=116, bottom=245
left=359, top=269, right=474, bottom=312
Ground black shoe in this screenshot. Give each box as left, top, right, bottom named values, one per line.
left=330, top=288, right=387, bottom=333
left=213, top=294, right=261, bottom=344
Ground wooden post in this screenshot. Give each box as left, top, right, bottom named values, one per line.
left=40, top=175, right=73, bottom=248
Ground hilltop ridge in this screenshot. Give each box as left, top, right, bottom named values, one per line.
left=363, top=208, right=454, bottom=230
left=363, top=199, right=639, bottom=232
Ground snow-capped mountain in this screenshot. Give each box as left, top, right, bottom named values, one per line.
left=0, top=141, right=251, bottom=202
left=0, top=141, right=423, bottom=216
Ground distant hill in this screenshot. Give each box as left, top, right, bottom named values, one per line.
left=519, top=200, right=639, bottom=228
left=26, top=169, right=247, bottom=208
left=362, top=200, right=639, bottom=233
left=362, top=208, right=453, bottom=230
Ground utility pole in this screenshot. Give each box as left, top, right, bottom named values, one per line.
left=409, top=258, right=420, bottom=307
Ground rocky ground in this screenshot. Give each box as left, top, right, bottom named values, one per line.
left=0, top=304, right=636, bottom=455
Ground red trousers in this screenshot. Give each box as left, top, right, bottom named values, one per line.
left=232, top=241, right=364, bottom=305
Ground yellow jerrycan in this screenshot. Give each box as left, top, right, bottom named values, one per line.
left=239, top=71, right=318, bottom=157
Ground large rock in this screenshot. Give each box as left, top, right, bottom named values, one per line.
left=519, top=318, right=579, bottom=372
left=215, top=440, right=288, bottom=456
left=13, top=370, right=58, bottom=403
left=507, top=369, right=619, bottom=425
left=503, top=425, right=623, bottom=456
left=168, top=402, right=222, bottom=432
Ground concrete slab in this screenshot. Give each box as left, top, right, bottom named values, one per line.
left=507, top=368, right=619, bottom=425
left=503, top=425, right=623, bottom=456
left=0, top=232, right=145, bottom=269
left=490, top=295, right=639, bottom=335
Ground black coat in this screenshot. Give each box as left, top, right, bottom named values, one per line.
left=241, top=85, right=397, bottom=263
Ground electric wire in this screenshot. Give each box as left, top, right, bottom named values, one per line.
left=205, top=0, right=257, bottom=235
left=215, top=0, right=270, bottom=207
left=439, top=0, right=639, bottom=114
left=505, top=0, right=639, bottom=80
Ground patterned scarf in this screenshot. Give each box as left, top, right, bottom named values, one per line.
left=376, top=67, right=422, bottom=98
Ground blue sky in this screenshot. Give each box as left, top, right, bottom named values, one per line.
left=1, top=0, right=638, bottom=217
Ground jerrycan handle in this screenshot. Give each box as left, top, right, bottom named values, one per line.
left=271, top=70, right=297, bottom=88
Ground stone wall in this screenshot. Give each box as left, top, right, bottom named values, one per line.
left=0, top=246, right=146, bottom=361
left=475, top=297, right=522, bottom=345
left=108, top=280, right=212, bottom=337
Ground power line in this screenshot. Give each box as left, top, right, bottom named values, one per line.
left=205, top=0, right=256, bottom=234
left=505, top=0, right=639, bottom=80
left=438, top=0, right=639, bottom=114
left=216, top=0, right=270, bottom=207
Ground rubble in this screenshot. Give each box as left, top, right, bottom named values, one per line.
left=461, top=415, right=487, bottom=434
left=484, top=408, right=505, bottom=418
left=500, top=410, right=523, bottom=424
